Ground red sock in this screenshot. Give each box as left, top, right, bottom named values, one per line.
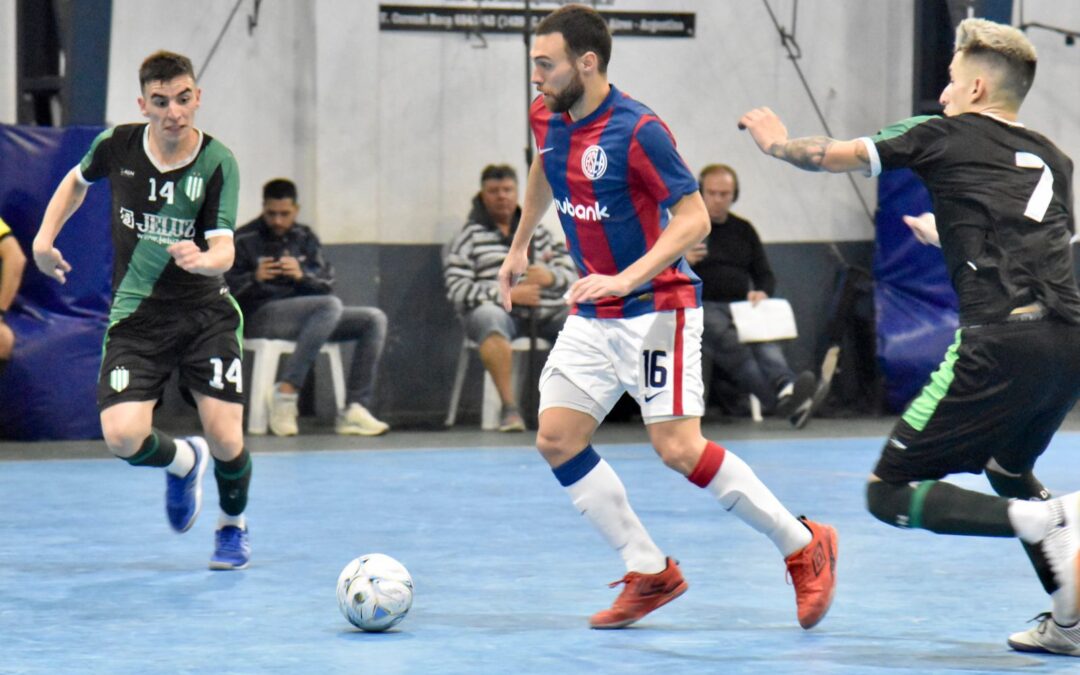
left=687, top=441, right=726, bottom=488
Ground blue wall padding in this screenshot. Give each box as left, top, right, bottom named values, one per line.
left=0, top=124, right=110, bottom=440
left=873, top=169, right=959, bottom=412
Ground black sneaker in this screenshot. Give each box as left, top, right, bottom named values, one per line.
left=775, top=371, right=816, bottom=420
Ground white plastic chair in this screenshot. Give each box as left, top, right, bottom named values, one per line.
left=445, top=336, right=551, bottom=429
left=243, top=338, right=346, bottom=434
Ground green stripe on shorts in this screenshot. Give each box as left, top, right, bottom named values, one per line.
left=901, top=329, right=962, bottom=432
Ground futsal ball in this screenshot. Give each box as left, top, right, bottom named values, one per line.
left=336, top=553, right=414, bottom=632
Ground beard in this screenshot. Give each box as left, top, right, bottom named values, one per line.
left=545, top=70, right=585, bottom=113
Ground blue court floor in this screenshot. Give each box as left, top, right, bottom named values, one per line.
left=3, top=430, right=1080, bottom=674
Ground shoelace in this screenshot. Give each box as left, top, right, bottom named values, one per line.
left=218, top=529, right=244, bottom=553
left=606, top=572, right=639, bottom=589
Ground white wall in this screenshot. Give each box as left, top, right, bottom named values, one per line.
left=1015, top=1, right=1080, bottom=187
left=0, top=0, right=16, bottom=124
left=100, top=0, right=916, bottom=244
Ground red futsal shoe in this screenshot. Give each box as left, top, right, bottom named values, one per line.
left=784, top=516, right=838, bottom=629
left=589, top=557, right=688, bottom=629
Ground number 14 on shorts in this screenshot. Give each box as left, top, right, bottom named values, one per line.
left=210, top=357, right=242, bottom=393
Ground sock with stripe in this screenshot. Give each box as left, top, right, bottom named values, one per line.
left=866, top=479, right=1016, bottom=536
left=553, top=445, right=666, bottom=574
left=688, top=441, right=811, bottom=557
left=214, top=448, right=252, bottom=517
left=124, top=430, right=192, bottom=478
left=986, top=467, right=1057, bottom=595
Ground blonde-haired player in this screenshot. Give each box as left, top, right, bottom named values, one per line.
left=742, top=17, right=1080, bottom=655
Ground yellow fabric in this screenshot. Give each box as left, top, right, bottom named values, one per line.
left=0, top=217, right=10, bottom=240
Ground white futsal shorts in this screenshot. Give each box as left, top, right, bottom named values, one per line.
left=538, top=307, right=705, bottom=424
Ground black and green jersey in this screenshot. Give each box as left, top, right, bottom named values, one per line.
left=77, top=123, right=240, bottom=323
left=861, top=113, right=1080, bottom=326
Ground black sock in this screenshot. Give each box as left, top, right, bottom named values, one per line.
left=987, top=468, right=1057, bottom=594
left=214, top=448, right=252, bottom=517
left=867, top=479, right=1013, bottom=536
left=124, top=430, right=177, bottom=468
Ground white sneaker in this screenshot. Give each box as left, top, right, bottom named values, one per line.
left=336, top=403, right=389, bottom=436
left=1008, top=612, right=1080, bottom=656
left=267, top=385, right=299, bottom=436
left=1040, top=492, right=1080, bottom=620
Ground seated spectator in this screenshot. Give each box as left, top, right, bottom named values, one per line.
left=688, top=164, right=818, bottom=427
left=226, top=179, right=389, bottom=436
left=0, top=216, right=26, bottom=369
left=444, top=164, right=575, bottom=431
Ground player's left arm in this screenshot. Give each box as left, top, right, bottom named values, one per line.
left=739, top=107, right=869, bottom=174
left=567, top=191, right=709, bottom=304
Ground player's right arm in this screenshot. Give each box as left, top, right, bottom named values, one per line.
left=739, top=107, right=869, bottom=174
left=498, top=154, right=553, bottom=311
left=32, top=167, right=88, bottom=284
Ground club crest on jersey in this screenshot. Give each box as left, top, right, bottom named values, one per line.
left=184, top=173, right=205, bottom=202
left=581, top=145, right=608, bottom=180
left=109, top=366, right=130, bottom=392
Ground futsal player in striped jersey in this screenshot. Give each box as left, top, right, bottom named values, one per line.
left=742, top=18, right=1080, bottom=654
left=498, top=4, right=838, bottom=630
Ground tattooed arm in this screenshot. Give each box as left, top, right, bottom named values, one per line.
left=738, top=107, right=870, bottom=174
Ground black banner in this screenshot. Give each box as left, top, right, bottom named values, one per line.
left=378, top=5, right=695, bottom=38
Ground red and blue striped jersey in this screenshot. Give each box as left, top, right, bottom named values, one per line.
left=530, top=85, right=701, bottom=318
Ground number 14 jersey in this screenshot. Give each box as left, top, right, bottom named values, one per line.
left=77, top=123, right=239, bottom=323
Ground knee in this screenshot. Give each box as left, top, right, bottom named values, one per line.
left=370, top=307, right=388, bottom=335
left=101, top=421, right=150, bottom=458
left=986, top=467, right=1050, bottom=500
left=203, top=421, right=244, bottom=459
left=865, top=479, right=911, bottom=527
left=536, top=424, right=584, bottom=466
left=314, top=296, right=344, bottom=321
left=653, top=436, right=703, bottom=475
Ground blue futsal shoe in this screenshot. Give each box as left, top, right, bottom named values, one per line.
left=165, top=436, right=209, bottom=533
left=210, top=525, right=251, bottom=570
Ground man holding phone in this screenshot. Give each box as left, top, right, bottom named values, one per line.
left=227, top=178, right=389, bottom=437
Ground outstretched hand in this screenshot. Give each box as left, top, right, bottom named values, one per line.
left=902, top=212, right=940, bottom=247
left=33, top=247, right=72, bottom=284
left=738, top=107, right=789, bottom=156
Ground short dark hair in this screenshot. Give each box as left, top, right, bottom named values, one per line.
left=536, top=4, right=612, bottom=73
left=480, top=164, right=518, bottom=184
left=699, top=164, right=740, bottom=201
left=139, top=51, right=196, bottom=90
left=263, top=178, right=298, bottom=202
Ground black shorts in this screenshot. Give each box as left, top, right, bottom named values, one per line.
left=874, top=320, right=1080, bottom=482
left=98, top=294, right=245, bottom=410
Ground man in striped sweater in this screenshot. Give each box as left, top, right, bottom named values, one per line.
left=444, top=164, right=576, bottom=431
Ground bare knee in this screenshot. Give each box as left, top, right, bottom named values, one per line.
left=100, top=419, right=151, bottom=458
left=652, top=435, right=704, bottom=475
left=647, top=420, right=706, bottom=475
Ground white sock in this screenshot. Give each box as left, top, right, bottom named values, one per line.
left=565, top=459, right=666, bottom=574
left=165, top=438, right=195, bottom=478
left=1009, top=499, right=1052, bottom=544
left=704, top=450, right=811, bottom=557
left=219, top=513, right=246, bottom=529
